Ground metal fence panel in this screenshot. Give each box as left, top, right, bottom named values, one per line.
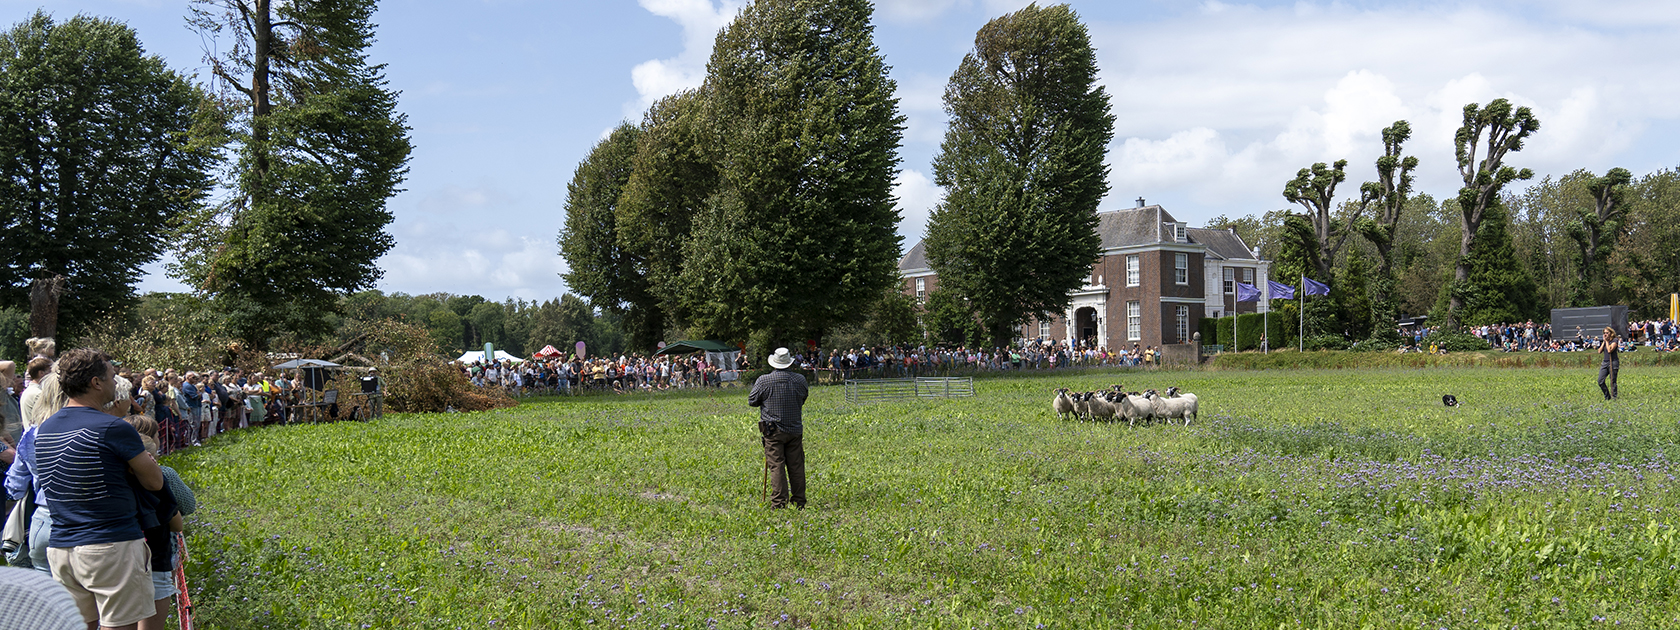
left=844, top=377, right=974, bottom=404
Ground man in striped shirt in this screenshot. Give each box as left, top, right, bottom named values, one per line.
left=36, top=349, right=165, bottom=630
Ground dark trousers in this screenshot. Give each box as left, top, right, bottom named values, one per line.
left=762, top=429, right=806, bottom=509
left=1599, top=364, right=1619, bottom=400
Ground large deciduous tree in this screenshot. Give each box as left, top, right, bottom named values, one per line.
left=923, top=3, right=1114, bottom=347
left=1445, top=98, right=1538, bottom=327
left=617, top=89, right=718, bottom=335
left=558, top=124, right=663, bottom=348
left=677, top=0, right=905, bottom=355
left=182, top=0, right=412, bottom=347
left=1353, top=120, right=1418, bottom=340
left=0, top=12, right=220, bottom=340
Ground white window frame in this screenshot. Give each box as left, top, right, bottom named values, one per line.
left=1223, top=267, right=1235, bottom=295
left=1038, top=320, right=1051, bottom=338
left=1242, top=267, right=1255, bottom=285
left=1174, top=253, right=1189, bottom=285
left=1126, top=301, right=1141, bottom=341
left=1176, top=305, right=1190, bottom=343
left=1127, top=255, right=1140, bottom=287
left=915, top=278, right=926, bottom=300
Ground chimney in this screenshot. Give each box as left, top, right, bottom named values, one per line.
left=1136, top=197, right=1145, bottom=208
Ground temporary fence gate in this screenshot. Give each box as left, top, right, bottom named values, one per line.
left=844, top=377, right=974, bottom=404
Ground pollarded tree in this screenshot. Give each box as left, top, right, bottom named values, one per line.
left=679, top=0, right=905, bottom=354
left=0, top=12, right=221, bottom=339
left=924, top=3, right=1115, bottom=347
left=1569, top=167, right=1632, bottom=305
left=182, top=0, right=412, bottom=347
left=1353, top=120, right=1418, bottom=339
left=1445, top=98, right=1539, bottom=327
left=1282, top=160, right=1365, bottom=283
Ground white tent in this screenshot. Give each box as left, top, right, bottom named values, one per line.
left=454, top=350, right=525, bottom=364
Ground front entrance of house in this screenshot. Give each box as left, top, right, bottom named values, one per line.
left=1075, top=307, right=1098, bottom=346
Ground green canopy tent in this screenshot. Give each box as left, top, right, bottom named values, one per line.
left=655, top=340, right=743, bottom=383
left=653, top=340, right=737, bottom=356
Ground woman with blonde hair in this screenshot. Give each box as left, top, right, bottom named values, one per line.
left=1599, top=326, right=1621, bottom=400
left=5, top=369, right=69, bottom=573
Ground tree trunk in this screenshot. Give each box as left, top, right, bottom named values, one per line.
left=1449, top=222, right=1475, bottom=327
left=251, top=0, right=272, bottom=201
left=28, top=275, right=66, bottom=338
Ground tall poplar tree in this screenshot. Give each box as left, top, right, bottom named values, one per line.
left=0, top=12, right=220, bottom=339
left=923, top=3, right=1114, bottom=347
left=678, top=0, right=905, bottom=352
left=182, top=0, right=412, bottom=347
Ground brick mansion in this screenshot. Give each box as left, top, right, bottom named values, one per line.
left=898, top=200, right=1273, bottom=349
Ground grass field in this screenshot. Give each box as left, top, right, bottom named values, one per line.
left=169, top=365, right=1680, bottom=629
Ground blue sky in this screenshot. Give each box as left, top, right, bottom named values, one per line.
left=10, top=0, right=1680, bottom=301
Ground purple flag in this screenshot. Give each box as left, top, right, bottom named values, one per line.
left=1236, top=282, right=1261, bottom=302
left=1304, top=277, right=1331, bottom=296
left=1267, top=280, right=1295, bottom=300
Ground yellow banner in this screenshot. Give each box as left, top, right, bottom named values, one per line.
left=1672, top=293, right=1678, bottom=322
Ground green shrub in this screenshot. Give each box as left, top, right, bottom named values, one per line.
left=1302, top=334, right=1350, bottom=351
left=1216, top=316, right=1234, bottom=348
left=1422, top=331, right=1493, bottom=353
left=1198, top=317, right=1218, bottom=346
left=1348, top=337, right=1402, bottom=353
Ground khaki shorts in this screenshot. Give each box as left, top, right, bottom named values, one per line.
left=47, top=538, right=156, bottom=627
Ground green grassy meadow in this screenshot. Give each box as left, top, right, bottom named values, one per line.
left=170, top=365, right=1680, bottom=629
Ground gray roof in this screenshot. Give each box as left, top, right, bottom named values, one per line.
left=1096, top=205, right=1179, bottom=249
left=898, top=239, right=930, bottom=271
left=1187, top=227, right=1258, bottom=261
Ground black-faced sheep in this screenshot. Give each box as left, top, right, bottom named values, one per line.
left=1053, top=388, right=1075, bottom=420
left=1164, top=386, right=1199, bottom=424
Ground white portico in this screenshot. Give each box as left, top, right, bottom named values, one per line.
left=1063, top=283, right=1108, bottom=345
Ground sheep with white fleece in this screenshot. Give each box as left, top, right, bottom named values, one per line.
left=1164, top=386, right=1199, bottom=424
left=1114, top=391, right=1153, bottom=426
left=1052, top=388, right=1075, bottom=420
left=1145, top=389, right=1194, bottom=425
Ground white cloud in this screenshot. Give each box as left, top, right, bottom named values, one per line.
left=894, top=168, right=944, bottom=245
left=377, top=185, right=569, bottom=301
left=626, top=0, right=743, bottom=117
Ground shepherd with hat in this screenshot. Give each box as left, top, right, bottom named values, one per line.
left=749, top=347, right=809, bottom=509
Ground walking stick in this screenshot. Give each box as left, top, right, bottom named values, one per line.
left=761, top=457, right=768, bottom=505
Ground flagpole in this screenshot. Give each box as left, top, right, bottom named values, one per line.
left=1299, top=274, right=1305, bottom=353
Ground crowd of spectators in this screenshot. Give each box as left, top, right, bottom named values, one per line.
left=1402, top=318, right=1680, bottom=353
left=458, top=354, right=745, bottom=395
left=460, top=339, right=1171, bottom=395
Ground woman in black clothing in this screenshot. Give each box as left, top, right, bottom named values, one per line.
left=1599, top=327, right=1620, bottom=400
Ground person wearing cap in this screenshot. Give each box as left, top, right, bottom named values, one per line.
left=748, top=348, right=809, bottom=509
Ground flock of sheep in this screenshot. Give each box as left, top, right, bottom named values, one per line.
left=1051, top=385, right=1198, bottom=425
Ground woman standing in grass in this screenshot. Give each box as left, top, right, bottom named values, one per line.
left=1599, top=327, right=1620, bottom=400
